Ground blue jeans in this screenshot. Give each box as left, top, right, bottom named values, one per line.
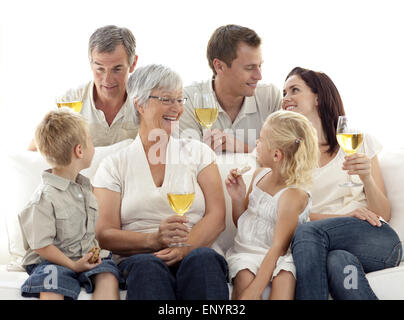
left=22, top=257, right=120, bottom=300
left=291, top=217, right=402, bottom=300
left=118, top=247, right=229, bottom=300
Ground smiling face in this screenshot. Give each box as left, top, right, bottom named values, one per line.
left=218, top=42, right=263, bottom=97
left=90, top=44, right=137, bottom=102
left=282, top=75, right=318, bottom=119
left=137, top=88, right=184, bottom=136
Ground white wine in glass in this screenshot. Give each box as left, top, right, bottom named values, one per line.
left=194, top=92, right=219, bottom=129
left=336, top=116, right=364, bottom=187
left=166, top=167, right=196, bottom=247
left=56, top=100, right=83, bottom=113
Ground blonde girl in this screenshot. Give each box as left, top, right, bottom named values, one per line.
left=225, top=110, right=319, bottom=300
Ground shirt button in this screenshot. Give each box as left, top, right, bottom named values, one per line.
left=78, top=194, right=83, bottom=199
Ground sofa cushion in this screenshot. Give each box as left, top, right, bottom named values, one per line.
left=379, top=148, right=404, bottom=258
left=3, top=139, right=134, bottom=271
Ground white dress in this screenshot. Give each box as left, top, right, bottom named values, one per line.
left=226, top=168, right=311, bottom=282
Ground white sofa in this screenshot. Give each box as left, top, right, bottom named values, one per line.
left=1, top=140, right=403, bottom=300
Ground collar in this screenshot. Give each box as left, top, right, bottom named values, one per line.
left=89, top=81, right=132, bottom=122
left=207, top=78, right=258, bottom=115
left=41, top=169, right=91, bottom=191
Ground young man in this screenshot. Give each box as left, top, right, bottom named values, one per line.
left=179, top=24, right=281, bottom=153
left=28, top=25, right=138, bottom=150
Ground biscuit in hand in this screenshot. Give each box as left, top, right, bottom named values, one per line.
left=88, top=246, right=100, bottom=264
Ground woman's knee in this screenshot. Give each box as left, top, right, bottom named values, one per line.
left=292, top=222, right=323, bottom=247
left=183, top=247, right=225, bottom=267
left=121, top=254, right=168, bottom=280
left=327, top=250, right=358, bottom=271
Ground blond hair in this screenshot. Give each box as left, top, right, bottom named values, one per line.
left=35, top=108, right=89, bottom=167
left=261, top=110, right=319, bottom=187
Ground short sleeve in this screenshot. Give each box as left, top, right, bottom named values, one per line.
left=195, top=140, right=217, bottom=174
left=362, top=133, right=382, bottom=159
left=93, top=155, right=122, bottom=193
left=18, top=194, right=56, bottom=250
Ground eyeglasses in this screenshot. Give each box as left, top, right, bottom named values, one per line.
left=148, top=95, right=188, bottom=105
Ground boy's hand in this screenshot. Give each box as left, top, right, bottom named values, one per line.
left=72, top=252, right=101, bottom=273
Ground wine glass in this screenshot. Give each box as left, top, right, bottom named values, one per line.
left=193, top=91, right=219, bottom=129
left=56, top=95, right=83, bottom=113
left=336, top=115, right=364, bottom=187
left=166, top=166, right=196, bottom=247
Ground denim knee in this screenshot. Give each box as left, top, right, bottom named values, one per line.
left=182, top=248, right=227, bottom=271
left=292, top=223, right=324, bottom=249
left=327, top=250, right=359, bottom=271
left=119, top=254, right=168, bottom=282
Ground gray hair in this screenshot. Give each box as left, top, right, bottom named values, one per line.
left=128, top=64, right=183, bottom=116
left=88, top=25, right=136, bottom=65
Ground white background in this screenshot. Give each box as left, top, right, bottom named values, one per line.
left=1, top=0, right=403, bottom=152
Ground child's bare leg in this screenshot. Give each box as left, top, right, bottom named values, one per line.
left=232, top=269, right=255, bottom=300
left=39, top=292, right=64, bottom=300
left=92, top=272, right=120, bottom=300
left=269, top=270, right=295, bottom=300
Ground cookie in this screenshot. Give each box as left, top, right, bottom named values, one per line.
left=88, top=246, right=100, bottom=264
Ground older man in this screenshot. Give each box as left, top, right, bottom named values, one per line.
left=179, top=24, right=281, bottom=153
left=28, top=25, right=138, bottom=150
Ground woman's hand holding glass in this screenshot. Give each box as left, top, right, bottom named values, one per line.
left=166, top=167, right=195, bottom=247
left=154, top=215, right=189, bottom=266
left=156, top=215, right=189, bottom=249
left=336, top=115, right=364, bottom=187
left=342, top=152, right=372, bottom=183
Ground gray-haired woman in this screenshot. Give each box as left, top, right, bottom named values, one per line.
left=93, top=64, right=229, bottom=300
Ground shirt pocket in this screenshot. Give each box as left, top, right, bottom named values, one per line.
left=54, top=209, right=74, bottom=241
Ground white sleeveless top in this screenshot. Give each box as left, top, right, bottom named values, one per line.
left=226, top=168, right=311, bottom=281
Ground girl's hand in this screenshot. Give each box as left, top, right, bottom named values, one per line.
left=72, top=252, right=101, bottom=273
left=343, top=153, right=372, bottom=182
left=346, top=207, right=382, bottom=227
left=154, top=247, right=187, bottom=266
left=225, top=169, right=247, bottom=201
left=157, top=215, right=189, bottom=249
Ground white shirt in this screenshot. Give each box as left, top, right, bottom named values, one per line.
left=93, top=135, right=216, bottom=262
left=310, top=134, right=382, bottom=215
left=58, top=81, right=138, bottom=147
left=178, top=79, right=282, bottom=147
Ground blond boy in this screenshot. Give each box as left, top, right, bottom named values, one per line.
left=19, top=108, right=120, bottom=300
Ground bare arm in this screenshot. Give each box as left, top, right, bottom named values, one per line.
left=358, top=155, right=390, bottom=220
left=186, top=162, right=226, bottom=247
left=94, top=188, right=188, bottom=256
left=240, top=189, right=308, bottom=298
left=225, top=168, right=261, bottom=227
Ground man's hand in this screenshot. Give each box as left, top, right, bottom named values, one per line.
left=203, top=129, right=249, bottom=153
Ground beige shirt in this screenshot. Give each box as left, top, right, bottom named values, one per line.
left=178, top=79, right=282, bottom=148
left=93, top=136, right=216, bottom=264
left=18, top=171, right=99, bottom=267
left=58, top=81, right=138, bottom=147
